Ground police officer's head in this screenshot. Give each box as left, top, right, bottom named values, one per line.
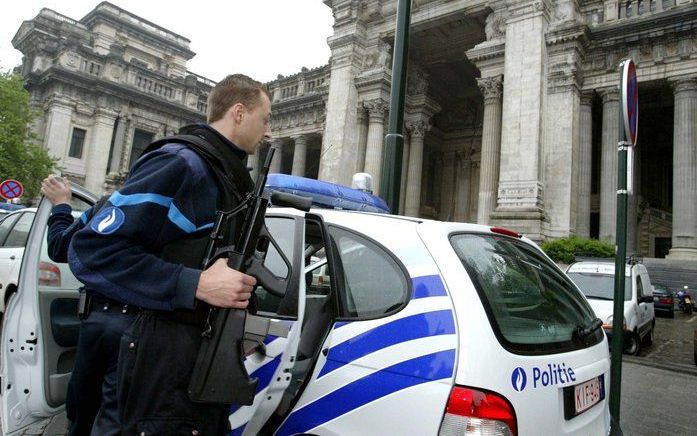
left=207, top=74, right=272, bottom=154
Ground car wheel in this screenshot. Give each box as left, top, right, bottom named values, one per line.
left=687, top=304, right=694, bottom=315
left=625, top=331, right=641, bottom=356
left=669, top=309, right=675, bottom=318
left=642, top=325, right=654, bottom=347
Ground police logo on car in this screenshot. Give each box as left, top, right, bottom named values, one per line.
left=91, top=206, right=125, bottom=235
left=511, top=367, right=527, bottom=392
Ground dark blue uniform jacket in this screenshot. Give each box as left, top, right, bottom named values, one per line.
left=68, top=125, right=244, bottom=311
left=46, top=204, right=94, bottom=263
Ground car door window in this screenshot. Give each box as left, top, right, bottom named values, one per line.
left=4, top=212, right=34, bottom=248
left=328, top=226, right=409, bottom=319
left=636, top=275, right=644, bottom=300
left=0, top=213, right=21, bottom=246
left=254, top=216, right=298, bottom=317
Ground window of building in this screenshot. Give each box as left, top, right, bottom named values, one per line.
left=129, top=129, right=155, bottom=169
left=68, top=128, right=86, bottom=159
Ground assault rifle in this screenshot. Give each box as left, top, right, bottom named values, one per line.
left=188, top=147, right=312, bottom=404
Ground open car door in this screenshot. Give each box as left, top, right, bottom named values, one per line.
left=1, top=185, right=97, bottom=434
left=227, top=211, right=308, bottom=435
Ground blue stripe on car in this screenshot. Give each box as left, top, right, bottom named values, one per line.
left=276, top=349, right=456, bottom=436
left=317, top=309, right=455, bottom=378
left=228, top=355, right=282, bottom=418
left=412, top=274, right=448, bottom=298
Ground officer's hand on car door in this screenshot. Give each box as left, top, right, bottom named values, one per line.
left=196, top=258, right=256, bottom=308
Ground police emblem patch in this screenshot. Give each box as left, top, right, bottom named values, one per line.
left=91, top=206, right=125, bottom=235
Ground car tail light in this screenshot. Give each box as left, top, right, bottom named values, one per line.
left=659, top=297, right=672, bottom=305
left=490, top=227, right=521, bottom=238
left=439, top=386, right=517, bottom=436
left=39, top=261, right=61, bottom=287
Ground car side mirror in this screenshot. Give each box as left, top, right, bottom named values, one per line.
left=639, top=295, right=654, bottom=304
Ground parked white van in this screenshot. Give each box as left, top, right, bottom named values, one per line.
left=566, top=260, right=656, bottom=355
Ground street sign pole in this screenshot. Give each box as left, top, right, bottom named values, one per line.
left=609, top=58, right=638, bottom=434
left=380, top=0, right=412, bottom=213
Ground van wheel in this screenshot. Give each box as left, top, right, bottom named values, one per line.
left=625, top=331, right=641, bottom=356
left=642, top=325, right=654, bottom=347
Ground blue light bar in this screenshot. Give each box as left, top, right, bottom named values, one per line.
left=265, top=174, right=390, bottom=213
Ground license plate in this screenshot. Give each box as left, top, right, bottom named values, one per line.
left=563, top=374, right=605, bottom=420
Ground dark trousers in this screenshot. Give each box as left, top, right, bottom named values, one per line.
left=66, top=310, right=136, bottom=436
left=117, top=312, right=231, bottom=435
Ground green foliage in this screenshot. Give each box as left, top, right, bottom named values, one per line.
left=541, top=236, right=615, bottom=264
left=0, top=71, right=55, bottom=201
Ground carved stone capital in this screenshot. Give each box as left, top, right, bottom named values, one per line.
left=476, top=75, right=504, bottom=103
left=363, top=98, right=388, bottom=120
left=406, top=119, right=432, bottom=138
left=670, top=77, right=697, bottom=94
left=597, top=86, right=619, bottom=103
left=580, top=90, right=595, bottom=106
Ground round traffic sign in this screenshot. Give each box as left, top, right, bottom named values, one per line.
left=0, top=180, right=24, bottom=200
left=621, top=59, right=639, bottom=146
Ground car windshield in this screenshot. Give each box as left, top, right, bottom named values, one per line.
left=566, top=272, right=631, bottom=301
left=450, top=233, right=602, bottom=354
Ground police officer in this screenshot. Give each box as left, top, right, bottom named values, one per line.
left=41, top=175, right=122, bottom=436
left=69, top=74, right=271, bottom=434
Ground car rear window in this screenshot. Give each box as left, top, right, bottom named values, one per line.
left=450, top=233, right=603, bottom=354
left=566, top=272, right=631, bottom=301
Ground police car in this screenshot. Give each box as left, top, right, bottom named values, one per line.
left=1, top=176, right=611, bottom=435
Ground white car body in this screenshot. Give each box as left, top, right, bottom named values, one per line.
left=1, top=185, right=612, bottom=436
left=0, top=209, right=36, bottom=312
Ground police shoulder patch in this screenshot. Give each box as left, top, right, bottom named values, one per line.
left=91, top=206, right=125, bottom=235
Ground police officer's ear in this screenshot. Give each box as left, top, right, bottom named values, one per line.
left=229, top=102, right=246, bottom=124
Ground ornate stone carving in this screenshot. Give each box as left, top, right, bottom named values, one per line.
left=485, top=11, right=507, bottom=41
left=363, top=98, right=388, bottom=120
left=363, top=40, right=392, bottom=71
left=406, top=119, right=431, bottom=138
left=407, top=66, right=429, bottom=96
left=670, top=77, right=697, bottom=94
left=580, top=90, right=594, bottom=106
left=553, top=0, right=579, bottom=22
left=476, top=75, right=504, bottom=103
left=598, top=86, right=619, bottom=103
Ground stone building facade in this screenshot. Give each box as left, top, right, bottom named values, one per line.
left=13, top=1, right=697, bottom=260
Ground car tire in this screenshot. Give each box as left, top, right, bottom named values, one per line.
left=642, top=325, right=654, bottom=347
left=687, top=304, right=694, bottom=316
left=669, top=309, right=675, bottom=319
left=626, top=331, right=641, bottom=356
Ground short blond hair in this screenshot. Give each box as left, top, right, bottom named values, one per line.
left=207, top=74, right=270, bottom=123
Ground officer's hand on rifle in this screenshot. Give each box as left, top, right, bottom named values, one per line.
left=196, top=258, right=256, bottom=308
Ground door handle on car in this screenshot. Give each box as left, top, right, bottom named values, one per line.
left=9, top=256, right=15, bottom=260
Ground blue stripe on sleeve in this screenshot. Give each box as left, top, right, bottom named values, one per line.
left=80, top=212, right=88, bottom=224
left=109, top=191, right=212, bottom=234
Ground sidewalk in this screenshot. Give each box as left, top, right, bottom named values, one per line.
left=620, top=360, right=697, bottom=435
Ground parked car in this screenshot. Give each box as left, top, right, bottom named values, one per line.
left=0, top=208, right=36, bottom=312
left=652, top=283, right=675, bottom=318
left=566, top=260, right=656, bottom=356
left=2, top=180, right=612, bottom=435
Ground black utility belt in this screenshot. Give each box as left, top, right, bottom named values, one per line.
left=78, top=291, right=141, bottom=319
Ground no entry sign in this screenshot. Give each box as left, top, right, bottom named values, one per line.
left=0, top=180, right=24, bottom=200
left=620, top=59, right=639, bottom=146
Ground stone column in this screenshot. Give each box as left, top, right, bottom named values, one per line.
left=404, top=120, right=430, bottom=217
left=440, top=151, right=457, bottom=221
left=363, top=99, right=388, bottom=195
left=399, top=131, right=410, bottom=214
left=454, top=152, right=472, bottom=222
left=355, top=107, right=368, bottom=173
left=599, top=87, right=620, bottom=242
left=85, top=108, right=118, bottom=194
left=577, top=91, right=594, bottom=237
left=107, top=115, right=128, bottom=174
left=43, top=96, right=75, bottom=160
left=270, top=139, right=283, bottom=174
left=291, top=134, right=308, bottom=177
left=476, top=75, right=503, bottom=225
left=668, top=78, right=697, bottom=260
left=318, top=17, right=366, bottom=185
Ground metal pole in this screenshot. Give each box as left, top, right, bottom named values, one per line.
left=380, top=0, right=412, bottom=213
left=609, top=61, right=630, bottom=432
